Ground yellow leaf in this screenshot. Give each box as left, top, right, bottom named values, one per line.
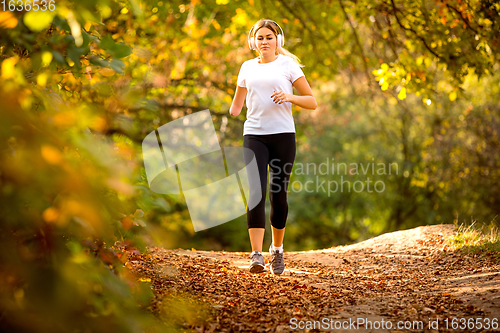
left=212, top=19, right=221, bottom=30
left=1, top=56, right=18, bottom=80
left=397, top=87, right=407, bottom=100
left=41, top=145, right=63, bottom=164
left=381, top=81, right=389, bottom=91
left=42, top=207, right=59, bottom=223
left=91, top=116, right=106, bottom=131
left=99, top=68, right=116, bottom=77
left=42, top=51, right=53, bottom=67
left=231, top=8, right=248, bottom=26
left=23, top=10, right=56, bottom=32
left=72, top=253, right=89, bottom=264
left=53, top=111, right=76, bottom=127
left=424, top=57, right=433, bottom=68
left=98, top=5, right=112, bottom=19
left=0, top=10, right=18, bottom=29
left=449, top=91, right=457, bottom=101
left=139, top=277, right=151, bottom=282
left=37, top=73, right=49, bottom=88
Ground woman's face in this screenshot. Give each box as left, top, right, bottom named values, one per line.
left=255, top=27, right=277, bottom=56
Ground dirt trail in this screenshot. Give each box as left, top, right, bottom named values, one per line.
left=124, top=224, right=500, bottom=332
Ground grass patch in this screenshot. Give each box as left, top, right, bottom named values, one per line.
left=446, top=221, right=500, bottom=261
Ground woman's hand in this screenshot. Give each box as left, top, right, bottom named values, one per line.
left=271, top=78, right=318, bottom=109
left=271, top=90, right=292, bottom=104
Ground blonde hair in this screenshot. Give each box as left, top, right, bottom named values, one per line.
left=251, top=19, right=305, bottom=68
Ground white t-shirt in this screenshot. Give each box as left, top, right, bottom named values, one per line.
left=237, top=54, right=305, bottom=135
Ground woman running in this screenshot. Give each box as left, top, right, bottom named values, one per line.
left=230, top=19, right=317, bottom=274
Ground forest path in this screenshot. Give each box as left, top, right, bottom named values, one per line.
left=127, top=224, right=500, bottom=332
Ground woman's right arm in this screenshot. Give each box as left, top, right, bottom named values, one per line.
left=229, top=86, right=247, bottom=116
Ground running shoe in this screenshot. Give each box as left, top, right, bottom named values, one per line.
left=269, top=245, right=285, bottom=275
left=249, top=251, right=265, bottom=273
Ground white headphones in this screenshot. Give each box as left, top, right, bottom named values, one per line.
left=247, top=20, right=285, bottom=51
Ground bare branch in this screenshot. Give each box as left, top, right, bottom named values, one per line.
left=446, top=4, right=480, bottom=34
left=338, top=0, right=373, bottom=87
left=389, top=0, right=443, bottom=60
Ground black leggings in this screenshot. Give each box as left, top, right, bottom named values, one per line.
left=243, top=133, right=296, bottom=229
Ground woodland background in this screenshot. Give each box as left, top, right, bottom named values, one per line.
left=1, top=0, right=499, bottom=331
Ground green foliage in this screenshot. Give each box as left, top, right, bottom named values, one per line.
left=0, top=0, right=171, bottom=331
left=288, top=69, right=500, bottom=250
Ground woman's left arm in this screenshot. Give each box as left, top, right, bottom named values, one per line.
left=271, top=77, right=317, bottom=110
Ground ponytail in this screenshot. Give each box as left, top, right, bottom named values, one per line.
left=276, top=46, right=305, bottom=68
